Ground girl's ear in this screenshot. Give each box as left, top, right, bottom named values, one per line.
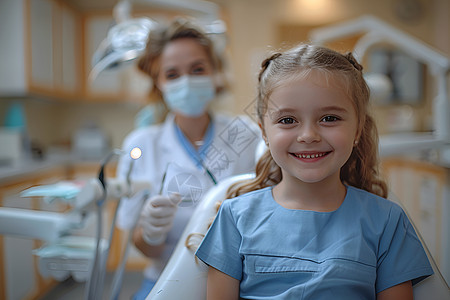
left=354, top=131, right=361, bottom=147
left=354, top=122, right=363, bottom=146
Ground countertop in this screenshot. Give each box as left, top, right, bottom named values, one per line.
left=0, top=148, right=109, bottom=185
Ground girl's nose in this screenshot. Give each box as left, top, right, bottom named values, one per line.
left=296, top=125, right=321, bottom=144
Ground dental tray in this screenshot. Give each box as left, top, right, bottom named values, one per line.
left=33, top=236, right=108, bottom=282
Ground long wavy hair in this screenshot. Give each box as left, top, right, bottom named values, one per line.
left=228, top=43, right=388, bottom=199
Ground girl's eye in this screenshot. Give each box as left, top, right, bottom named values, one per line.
left=279, top=117, right=296, bottom=124
left=321, top=115, right=340, bottom=122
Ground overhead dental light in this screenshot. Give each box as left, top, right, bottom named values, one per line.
left=89, top=17, right=156, bottom=82
left=89, top=0, right=227, bottom=82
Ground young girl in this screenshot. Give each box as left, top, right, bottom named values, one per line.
left=195, top=44, right=433, bottom=299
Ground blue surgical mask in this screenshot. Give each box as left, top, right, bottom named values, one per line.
left=161, top=75, right=215, bottom=117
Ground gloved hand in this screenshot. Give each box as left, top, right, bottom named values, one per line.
left=140, top=193, right=182, bottom=246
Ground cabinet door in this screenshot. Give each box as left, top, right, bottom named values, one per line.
left=0, top=0, right=27, bottom=96
left=59, top=3, right=81, bottom=97
left=29, top=0, right=54, bottom=92
left=381, top=158, right=449, bottom=285
left=27, top=0, right=81, bottom=98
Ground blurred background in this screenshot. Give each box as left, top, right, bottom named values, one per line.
left=0, top=0, right=449, bottom=299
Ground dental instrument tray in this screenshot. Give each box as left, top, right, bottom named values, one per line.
left=32, top=236, right=108, bottom=282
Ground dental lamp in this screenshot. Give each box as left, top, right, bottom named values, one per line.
left=89, top=0, right=227, bottom=82
left=309, top=15, right=450, bottom=158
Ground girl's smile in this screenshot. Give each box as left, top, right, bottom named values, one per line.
left=290, top=151, right=330, bottom=161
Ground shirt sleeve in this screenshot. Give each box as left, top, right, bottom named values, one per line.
left=376, top=204, right=434, bottom=293
left=195, top=200, right=243, bottom=280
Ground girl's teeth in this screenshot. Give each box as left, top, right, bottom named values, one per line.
left=296, top=153, right=325, bottom=158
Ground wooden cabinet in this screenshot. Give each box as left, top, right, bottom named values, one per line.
left=27, top=0, right=82, bottom=99
left=0, top=0, right=172, bottom=103
left=0, top=0, right=28, bottom=96
left=28, top=0, right=54, bottom=92
left=381, top=158, right=450, bottom=284
left=0, top=0, right=82, bottom=99
left=60, top=4, right=81, bottom=95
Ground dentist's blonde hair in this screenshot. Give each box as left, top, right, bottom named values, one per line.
left=228, top=43, right=388, bottom=198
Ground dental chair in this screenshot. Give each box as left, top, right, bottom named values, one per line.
left=146, top=173, right=252, bottom=299
left=147, top=173, right=450, bottom=300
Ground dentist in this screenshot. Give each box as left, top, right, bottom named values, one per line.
left=115, top=18, right=259, bottom=299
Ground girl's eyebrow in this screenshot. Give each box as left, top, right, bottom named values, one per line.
left=269, top=106, right=348, bottom=118
left=266, top=104, right=351, bottom=122
left=319, top=106, right=349, bottom=113
left=267, top=108, right=296, bottom=120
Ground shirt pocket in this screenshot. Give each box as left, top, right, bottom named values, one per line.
left=253, top=256, right=320, bottom=274
left=242, top=255, right=320, bottom=299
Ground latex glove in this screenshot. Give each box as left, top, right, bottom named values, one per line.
left=140, top=193, right=182, bottom=246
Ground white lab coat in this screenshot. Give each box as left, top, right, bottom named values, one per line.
left=116, top=113, right=261, bottom=280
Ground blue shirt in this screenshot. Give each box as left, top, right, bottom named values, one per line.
left=195, top=186, right=433, bottom=299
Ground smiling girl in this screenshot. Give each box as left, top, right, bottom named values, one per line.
left=195, top=44, right=433, bottom=299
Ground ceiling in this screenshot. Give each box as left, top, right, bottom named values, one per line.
left=63, top=0, right=118, bottom=12
left=62, top=0, right=227, bottom=12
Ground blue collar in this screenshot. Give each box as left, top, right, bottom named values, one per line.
left=174, top=118, right=215, bottom=169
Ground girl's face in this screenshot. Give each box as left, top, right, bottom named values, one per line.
left=157, top=38, right=214, bottom=87
left=262, top=71, right=359, bottom=186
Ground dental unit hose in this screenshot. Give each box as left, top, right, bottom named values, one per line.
left=85, top=148, right=141, bottom=300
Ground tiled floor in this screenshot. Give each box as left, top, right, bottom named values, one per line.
left=38, top=271, right=144, bottom=300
